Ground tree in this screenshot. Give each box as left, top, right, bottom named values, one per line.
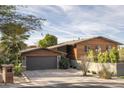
left=0, top=5, right=15, bottom=16
left=0, top=6, right=45, bottom=65
left=38, top=34, right=57, bottom=48
left=0, top=23, right=29, bottom=64
left=0, top=6, right=45, bottom=31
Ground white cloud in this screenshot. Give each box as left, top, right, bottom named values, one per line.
left=19, top=5, right=124, bottom=45
left=58, top=5, right=74, bottom=12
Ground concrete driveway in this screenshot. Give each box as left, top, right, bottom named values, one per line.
left=20, top=69, right=124, bottom=88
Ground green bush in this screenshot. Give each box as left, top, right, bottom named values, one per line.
left=59, top=56, right=70, bottom=69
left=119, top=48, right=124, bottom=61
left=103, top=51, right=110, bottom=63
left=96, top=48, right=119, bottom=63
left=0, top=58, right=3, bottom=68
left=14, top=63, right=23, bottom=76
left=109, top=48, right=119, bottom=63
left=0, top=56, right=6, bottom=70
left=97, top=52, right=104, bottom=63
left=87, top=49, right=94, bottom=62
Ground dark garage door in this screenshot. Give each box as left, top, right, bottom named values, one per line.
left=26, top=56, right=57, bottom=70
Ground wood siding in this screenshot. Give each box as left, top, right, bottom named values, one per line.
left=22, top=49, right=60, bottom=57
left=73, top=38, right=118, bottom=60
left=57, top=46, right=67, bottom=53
left=49, top=37, right=120, bottom=60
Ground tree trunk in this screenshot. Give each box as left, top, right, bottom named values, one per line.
left=82, top=71, right=87, bottom=76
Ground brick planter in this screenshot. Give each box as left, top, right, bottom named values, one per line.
left=2, top=64, right=14, bottom=83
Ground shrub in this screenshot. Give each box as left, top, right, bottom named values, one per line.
left=92, top=71, right=97, bottom=74
left=103, top=51, right=109, bottom=63
left=87, top=70, right=90, bottom=73
left=98, top=65, right=112, bottom=79
left=97, top=48, right=119, bottom=63
left=14, top=63, right=23, bottom=76
left=109, top=48, right=119, bottom=63
left=80, top=56, right=90, bottom=76
left=59, top=56, right=70, bottom=69
left=0, top=58, right=3, bottom=69
left=0, top=56, right=6, bottom=70
left=97, top=51, right=104, bottom=63
left=119, top=48, right=124, bottom=62
left=87, top=49, right=94, bottom=62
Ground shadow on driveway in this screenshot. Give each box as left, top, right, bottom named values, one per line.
left=20, top=81, right=124, bottom=88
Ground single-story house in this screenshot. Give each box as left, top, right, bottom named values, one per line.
left=48, top=36, right=123, bottom=67
left=21, top=36, right=123, bottom=70
left=21, top=48, right=65, bottom=70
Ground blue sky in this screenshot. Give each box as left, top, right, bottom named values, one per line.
left=18, top=5, right=124, bottom=45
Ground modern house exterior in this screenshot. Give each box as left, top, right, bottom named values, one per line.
left=48, top=36, right=122, bottom=68
left=21, top=36, right=122, bottom=70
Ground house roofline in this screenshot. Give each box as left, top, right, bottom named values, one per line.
left=48, top=36, right=123, bottom=49
left=20, top=47, right=67, bottom=55
left=74, top=36, right=123, bottom=45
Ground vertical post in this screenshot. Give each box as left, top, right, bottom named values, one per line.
left=22, top=56, right=26, bottom=71
left=2, top=64, right=13, bottom=84
left=57, top=56, right=61, bottom=69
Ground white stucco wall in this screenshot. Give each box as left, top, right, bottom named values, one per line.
left=71, top=60, right=124, bottom=76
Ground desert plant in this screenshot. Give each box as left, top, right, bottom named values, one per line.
left=0, top=6, right=44, bottom=65
left=97, top=48, right=119, bottom=63
left=87, top=49, right=94, bottom=62
left=97, top=51, right=104, bottom=63
left=119, top=48, right=124, bottom=62
left=103, top=51, right=109, bottom=63
left=92, top=71, right=97, bottom=74
left=98, top=64, right=113, bottom=79
left=109, top=47, right=119, bottom=63
left=14, top=63, right=23, bottom=76
left=80, top=56, right=90, bottom=76
left=59, top=56, right=70, bottom=69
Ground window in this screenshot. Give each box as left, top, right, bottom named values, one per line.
left=106, top=45, right=112, bottom=51
left=95, top=45, right=101, bottom=52
left=84, top=45, right=90, bottom=52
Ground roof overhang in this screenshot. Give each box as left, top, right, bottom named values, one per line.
left=73, top=36, right=123, bottom=45
left=20, top=48, right=67, bottom=55
left=48, top=36, right=123, bottom=49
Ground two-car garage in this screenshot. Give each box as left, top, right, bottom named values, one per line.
left=21, top=48, right=63, bottom=70
left=26, top=56, right=57, bottom=70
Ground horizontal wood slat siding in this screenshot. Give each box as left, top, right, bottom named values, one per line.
left=75, top=38, right=118, bottom=60
left=22, top=49, right=60, bottom=56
